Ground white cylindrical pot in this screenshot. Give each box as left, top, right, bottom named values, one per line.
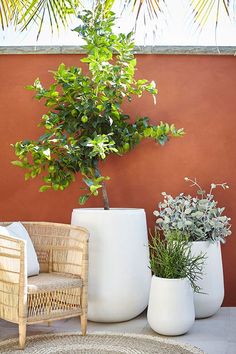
left=191, top=241, right=224, bottom=319
left=71, top=208, right=151, bottom=322
left=147, top=276, right=195, bottom=336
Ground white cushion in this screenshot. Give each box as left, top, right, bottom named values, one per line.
left=0, top=222, right=40, bottom=277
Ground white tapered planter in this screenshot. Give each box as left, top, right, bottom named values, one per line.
left=71, top=208, right=151, bottom=322
left=147, top=276, right=195, bottom=336
left=191, top=241, right=224, bottom=319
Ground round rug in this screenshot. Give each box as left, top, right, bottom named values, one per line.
left=0, top=332, right=204, bottom=354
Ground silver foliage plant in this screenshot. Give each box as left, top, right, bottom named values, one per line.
left=154, top=178, right=231, bottom=243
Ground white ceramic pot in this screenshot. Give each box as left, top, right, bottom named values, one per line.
left=191, top=241, right=224, bottom=319
left=71, top=208, right=151, bottom=322
left=147, top=276, right=195, bottom=336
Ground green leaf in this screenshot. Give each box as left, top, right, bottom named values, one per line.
left=143, top=127, right=152, bottom=138
left=39, top=185, right=51, bottom=192
left=42, top=148, right=51, bottom=160
left=11, top=5, right=184, bottom=209
left=11, top=160, right=24, bottom=167
left=79, top=194, right=90, bottom=205
left=81, top=58, right=91, bottom=63
left=90, top=184, right=102, bottom=193
left=24, top=173, right=31, bottom=181
left=25, top=85, right=35, bottom=90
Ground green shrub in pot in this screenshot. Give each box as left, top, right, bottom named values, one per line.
left=11, top=2, right=184, bottom=210
left=153, top=177, right=231, bottom=318
left=148, top=231, right=205, bottom=335
left=154, top=177, right=231, bottom=243
left=149, top=230, right=205, bottom=293
left=10, top=2, right=185, bottom=323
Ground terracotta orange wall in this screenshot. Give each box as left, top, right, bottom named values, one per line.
left=0, top=54, right=235, bottom=305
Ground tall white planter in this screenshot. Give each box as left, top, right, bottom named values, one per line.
left=191, top=241, right=224, bottom=319
left=147, top=276, right=195, bottom=336
left=71, top=208, right=151, bottom=322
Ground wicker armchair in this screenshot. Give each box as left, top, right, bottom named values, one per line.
left=0, top=222, right=89, bottom=349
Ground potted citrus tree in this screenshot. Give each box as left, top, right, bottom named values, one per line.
left=154, top=178, right=231, bottom=318
left=148, top=231, right=205, bottom=335
left=12, top=2, right=184, bottom=322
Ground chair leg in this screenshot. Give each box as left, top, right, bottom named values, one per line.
left=80, top=314, right=87, bottom=336
left=19, top=323, right=26, bottom=349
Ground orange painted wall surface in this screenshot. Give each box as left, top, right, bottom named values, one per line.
left=0, top=54, right=235, bottom=305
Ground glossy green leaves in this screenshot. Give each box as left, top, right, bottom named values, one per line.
left=12, top=4, right=184, bottom=205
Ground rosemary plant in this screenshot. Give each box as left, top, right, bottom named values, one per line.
left=149, top=230, right=205, bottom=293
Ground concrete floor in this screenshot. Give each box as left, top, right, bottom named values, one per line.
left=0, top=308, right=235, bottom=354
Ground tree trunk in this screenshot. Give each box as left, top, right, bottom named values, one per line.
left=94, top=160, right=110, bottom=210
left=101, top=180, right=110, bottom=210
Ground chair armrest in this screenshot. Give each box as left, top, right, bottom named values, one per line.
left=0, top=234, right=27, bottom=323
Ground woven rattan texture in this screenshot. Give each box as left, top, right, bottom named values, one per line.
left=0, top=332, right=205, bottom=354
left=0, top=222, right=89, bottom=348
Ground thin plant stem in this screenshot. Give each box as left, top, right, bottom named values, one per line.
left=94, top=160, right=110, bottom=210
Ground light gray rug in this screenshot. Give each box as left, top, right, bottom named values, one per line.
left=0, top=332, right=205, bottom=353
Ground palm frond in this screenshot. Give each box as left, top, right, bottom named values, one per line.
left=188, top=0, right=234, bottom=44
left=123, top=0, right=165, bottom=22
left=19, top=0, right=81, bottom=37
left=0, top=0, right=9, bottom=30
left=120, top=0, right=167, bottom=44
left=1, top=0, right=235, bottom=41
left=0, top=0, right=23, bottom=30
left=190, top=0, right=231, bottom=29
